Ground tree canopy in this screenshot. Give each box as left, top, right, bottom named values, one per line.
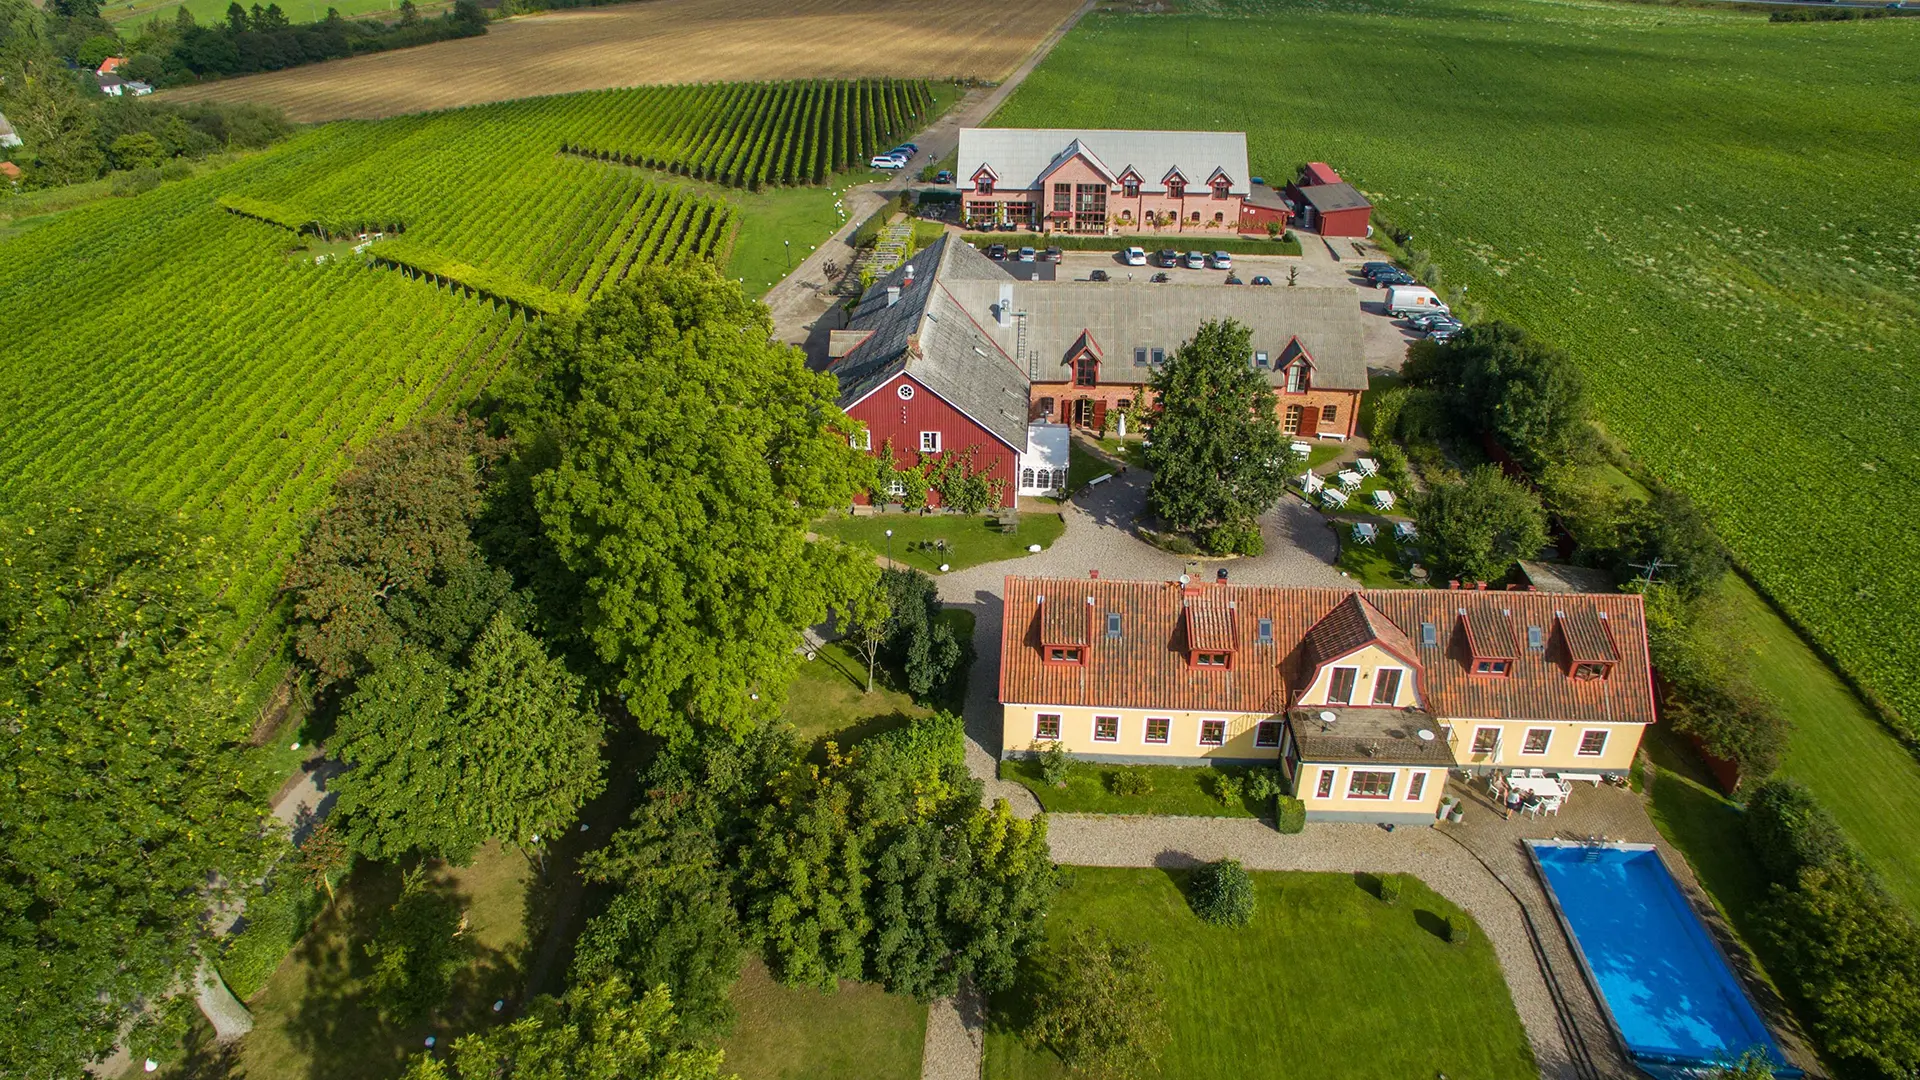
left=330, top=612, right=604, bottom=861
left=1025, top=927, right=1170, bottom=1080
left=1412, top=464, right=1549, bottom=583
left=1404, top=321, right=1589, bottom=472
left=496, top=263, right=876, bottom=742
left=0, top=496, right=271, bottom=1075
left=1143, top=319, right=1287, bottom=547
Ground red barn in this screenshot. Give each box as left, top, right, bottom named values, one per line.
left=830, top=235, right=1030, bottom=508
left=1286, top=163, right=1374, bottom=238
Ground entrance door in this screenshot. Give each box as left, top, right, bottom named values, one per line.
left=1074, top=398, right=1093, bottom=427
left=1092, top=399, right=1109, bottom=431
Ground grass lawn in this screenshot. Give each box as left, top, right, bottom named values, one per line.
left=816, top=511, right=1064, bottom=574
left=720, top=957, right=926, bottom=1080
left=1715, top=575, right=1920, bottom=913
left=1333, top=524, right=1421, bottom=588
left=998, top=757, right=1275, bottom=818
left=1092, top=435, right=1147, bottom=470
left=220, top=843, right=532, bottom=1080
left=1068, top=438, right=1117, bottom=491
left=983, top=867, right=1533, bottom=1080
left=785, top=639, right=935, bottom=749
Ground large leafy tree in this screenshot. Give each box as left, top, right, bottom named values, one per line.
left=0, top=497, right=271, bottom=1075
left=331, top=612, right=604, bottom=861
left=1404, top=322, right=1589, bottom=472
left=283, top=415, right=510, bottom=688
left=1143, top=319, right=1287, bottom=535
left=400, top=976, right=730, bottom=1080
left=1025, top=928, right=1171, bottom=1080
left=496, top=263, right=876, bottom=742
left=878, top=567, right=963, bottom=701
left=1412, top=464, right=1549, bottom=583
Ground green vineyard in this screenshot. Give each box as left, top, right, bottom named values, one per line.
left=561, top=79, right=935, bottom=188
left=0, top=78, right=937, bottom=665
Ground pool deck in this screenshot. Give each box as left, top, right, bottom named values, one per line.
left=1438, top=776, right=1825, bottom=1079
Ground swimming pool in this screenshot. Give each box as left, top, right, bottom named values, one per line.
left=1528, top=841, right=1798, bottom=1076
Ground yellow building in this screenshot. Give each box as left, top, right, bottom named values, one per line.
left=999, top=575, right=1657, bottom=825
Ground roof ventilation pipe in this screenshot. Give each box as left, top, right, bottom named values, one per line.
left=886, top=286, right=901, bottom=307
left=904, top=264, right=915, bottom=286
left=997, top=283, right=1013, bottom=328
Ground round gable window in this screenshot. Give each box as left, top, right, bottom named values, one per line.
left=896, top=383, right=915, bottom=400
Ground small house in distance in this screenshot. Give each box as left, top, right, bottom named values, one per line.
left=1286, top=162, right=1373, bottom=237
left=97, top=56, right=127, bottom=76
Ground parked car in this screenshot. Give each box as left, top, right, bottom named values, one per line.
left=1211, top=251, right=1233, bottom=270
left=1224, top=274, right=1244, bottom=285
left=1184, top=251, right=1207, bottom=269
left=934, top=170, right=953, bottom=184
left=1361, top=261, right=1398, bottom=276
left=1088, top=269, right=1110, bottom=282
left=1368, top=268, right=1416, bottom=286
left=1017, top=246, right=1037, bottom=262
left=870, top=154, right=906, bottom=169
left=986, top=243, right=1008, bottom=260
left=1150, top=272, right=1170, bottom=283
left=1157, top=249, right=1180, bottom=268
left=1250, top=275, right=1274, bottom=286
left=896, top=142, right=919, bottom=154
left=1124, top=246, right=1148, bottom=266
left=1386, top=285, right=1448, bottom=317
left=1044, top=246, right=1063, bottom=262
left=1427, top=326, right=1462, bottom=342
left=1408, top=311, right=1460, bottom=331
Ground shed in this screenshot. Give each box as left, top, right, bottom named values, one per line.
left=1300, top=162, right=1342, bottom=187
left=1294, top=182, right=1372, bottom=237
left=1239, top=181, right=1293, bottom=235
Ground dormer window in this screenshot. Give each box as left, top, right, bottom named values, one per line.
left=1556, top=608, right=1620, bottom=681
left=1371, top=668, right=1403, bottom=705
left=1474, top=659, right=1510, bottom=676
left=1196, top=652, right=1230, bottom=668
left=1168, top=179, right=1185, bottom=198
left=1123, top=179, right=1140, bottom=197
left=976, top=177, right=993, bottom=195
left=1460, top=607, right=1518, bottom=678
left=1212, top=179, right=1231, bottom=199
left=1075, top=355, right=1098, bottom=387
left=1328, top=666, right=1357, bottom=704
left=1573, top=662, right=1612, bottom=681
left=1284, top=364, right=1307, bottom=393
left=1048, top=646, right=1083, bottom=663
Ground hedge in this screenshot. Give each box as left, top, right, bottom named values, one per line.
left=217, top=870, right=327, bottom=1000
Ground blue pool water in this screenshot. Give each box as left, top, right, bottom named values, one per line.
left=1529, top=842, right=1795, bottom=1074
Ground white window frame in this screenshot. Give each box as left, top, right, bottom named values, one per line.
left=1144, top=717, right=1171, bottom=745
left=1578, top=729, right=1609, bottom=757
left=850, top=428, right=871, bottom=450
left=1285, top=364, right=1306, bottom=393
left=1371, top=667, right=1404, bottom=705
left=1327, top=666, right=1358, bottom=705
left=1471, top=726, right=1500, bottom=755
left=1035, top=713, right=1061, bottom=741
left=919, top=430, right=941, bottom=453
left=887, top=478, right=907, bottom=499
left=1197, top=718, right=1227, bottom=747
left=1406, top=770, right=1427, bottom=801
left=1092, top=715, right=1120, bottom=743
left=1347, top=769, right=1396, bottom=800
left=1521, top=727, right=1553, bottom=756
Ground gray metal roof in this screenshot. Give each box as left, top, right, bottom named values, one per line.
left=941, top=278, right=1369, bottom=391
left=1297, top=182, right=1371, bottom=213
left=960, top=128, right=1250, bottom=195
left=831, top=236, right=1031, bottom=451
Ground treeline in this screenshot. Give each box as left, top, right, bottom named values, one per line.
left=153, top=0, right=487, bottom=83
left=1388, top=323, right=1780, bottom=780
left=1743, top=780, right=1920, bottom=1078
left=0, top=0, right=291, bottom=186
left=2, top=263, right=1057, bottom=1076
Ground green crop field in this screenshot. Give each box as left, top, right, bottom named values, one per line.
left=0, top=79, right=933, bottom=671
left=994, top=0, right=1920, bottom=730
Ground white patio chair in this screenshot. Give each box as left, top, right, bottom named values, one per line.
left=1290, top=441, right=1313, bottom=458
left=1527, top=768, right=1545, bottom=778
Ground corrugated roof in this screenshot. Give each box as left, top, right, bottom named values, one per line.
left=1297, top=182, right=1371, bottom=214
left=830, top=236, right=1031, bottom=450
left=1000, top=576, right=1655, bottom=725
left=960, top=128, right=1250, bottom=195
left=944, top=278, right=1367, bottom=391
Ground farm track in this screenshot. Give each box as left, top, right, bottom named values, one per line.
left=158, top=0, right=1085, bottom=122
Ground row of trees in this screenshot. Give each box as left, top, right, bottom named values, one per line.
left=0, top=0, right=292, bottom=186
left=153, top=0, right=488, bottom=83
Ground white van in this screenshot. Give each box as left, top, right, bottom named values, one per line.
left=1385, top=285, right=1447, bottom=317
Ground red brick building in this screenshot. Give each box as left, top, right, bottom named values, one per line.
left=1285, top=162, right=1373, bottom=238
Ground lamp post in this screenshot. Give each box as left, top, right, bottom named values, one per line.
left=784, top=239, right=792, bottom=272
left=885, top=528, right=893, bottom=566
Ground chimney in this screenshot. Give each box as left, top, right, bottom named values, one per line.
left=1089, top=569, right=1099, bottom=579
left=1475, top=581, right=1489, bottom=591
left=1216, top=568, right=1229, bottom=583
left=886, top=286, right=901, bottom=307
left=997, top=283, right=1013, bottom=328
left=904, top=263, right=915, bottom=286
left=1448, top=580, right=1461, bottom=590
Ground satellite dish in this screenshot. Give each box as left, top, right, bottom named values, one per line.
left=1178, top=574, right=1191, bottom=586
left=1318, top=711, right=1337, bottom=725
left=1416, top=729, right=1435, bottom=742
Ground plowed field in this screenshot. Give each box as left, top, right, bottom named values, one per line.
left=159, top=0, right=1084, bottom=122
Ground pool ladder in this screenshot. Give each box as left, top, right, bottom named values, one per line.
left=1580, top=835, right=1609, bottom=863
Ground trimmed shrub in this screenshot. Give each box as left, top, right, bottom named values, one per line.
left=1447, top=913, right=1473, bottom=945
left=1377, top=873, right=1404, bottom=906
left=1201, top=520, right=1264, bottom=557
left=1109, top=769, right=1154, bottom=797
left=1744, top=778, right=1854, bottom=885
left=1191, top=859, right=1256, bottom=927
left=1274, top=796, right=1306, bottom=834
left=1036, top=741, right=1072, bottom=788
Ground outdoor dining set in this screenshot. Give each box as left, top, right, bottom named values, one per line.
left=1489, top=769, right=1600, bottom=818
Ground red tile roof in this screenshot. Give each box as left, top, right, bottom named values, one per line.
left=1302, top=162, right=1342, bottom=186
left=1038, top=593, right=1091, bottom=646
left=1460, top=606, right=1519, bottom=659
left=1557, top=608, right=1619, bottom=664
left=999, top=576, right=1656, bottom=725
left=1183, top=591, right=1238, bottom=652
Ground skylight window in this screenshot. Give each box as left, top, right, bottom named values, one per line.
left=1106, top=612, right=1122, bottom=639
left=1257, top=618, right=1273, bottom=645
left=1527, top=625, right=1544, bottom=650
left=1419, top=622, right=1437, bottom=647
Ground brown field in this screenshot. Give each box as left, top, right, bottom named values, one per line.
left=158, top=0, right=1086, bottom=122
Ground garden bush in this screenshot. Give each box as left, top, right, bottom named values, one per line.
left=1190, top=859, right=1256, bottom=927
left=1036, top=741, right=1072, bottom=788
left=1109, top=770, right=1155, bottom=797
left=1210, top=771, right=1244, bottom=806
left=1744, top=778, right=1855, bottom=885
left=1274, top=796, right=1306, bottom=834
left=1447, top=913, right=1473, bottom=945
left=1377, top=873, right=1404, bottom=907
left=1201, top=520, right=1264, bottom=557
left=218, top=870, right=327, bottom=999
left=1152, top=530, right=1199, bottom=556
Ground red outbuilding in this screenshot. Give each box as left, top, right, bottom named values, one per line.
left=1286, top=163, right=1374, bottom=238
